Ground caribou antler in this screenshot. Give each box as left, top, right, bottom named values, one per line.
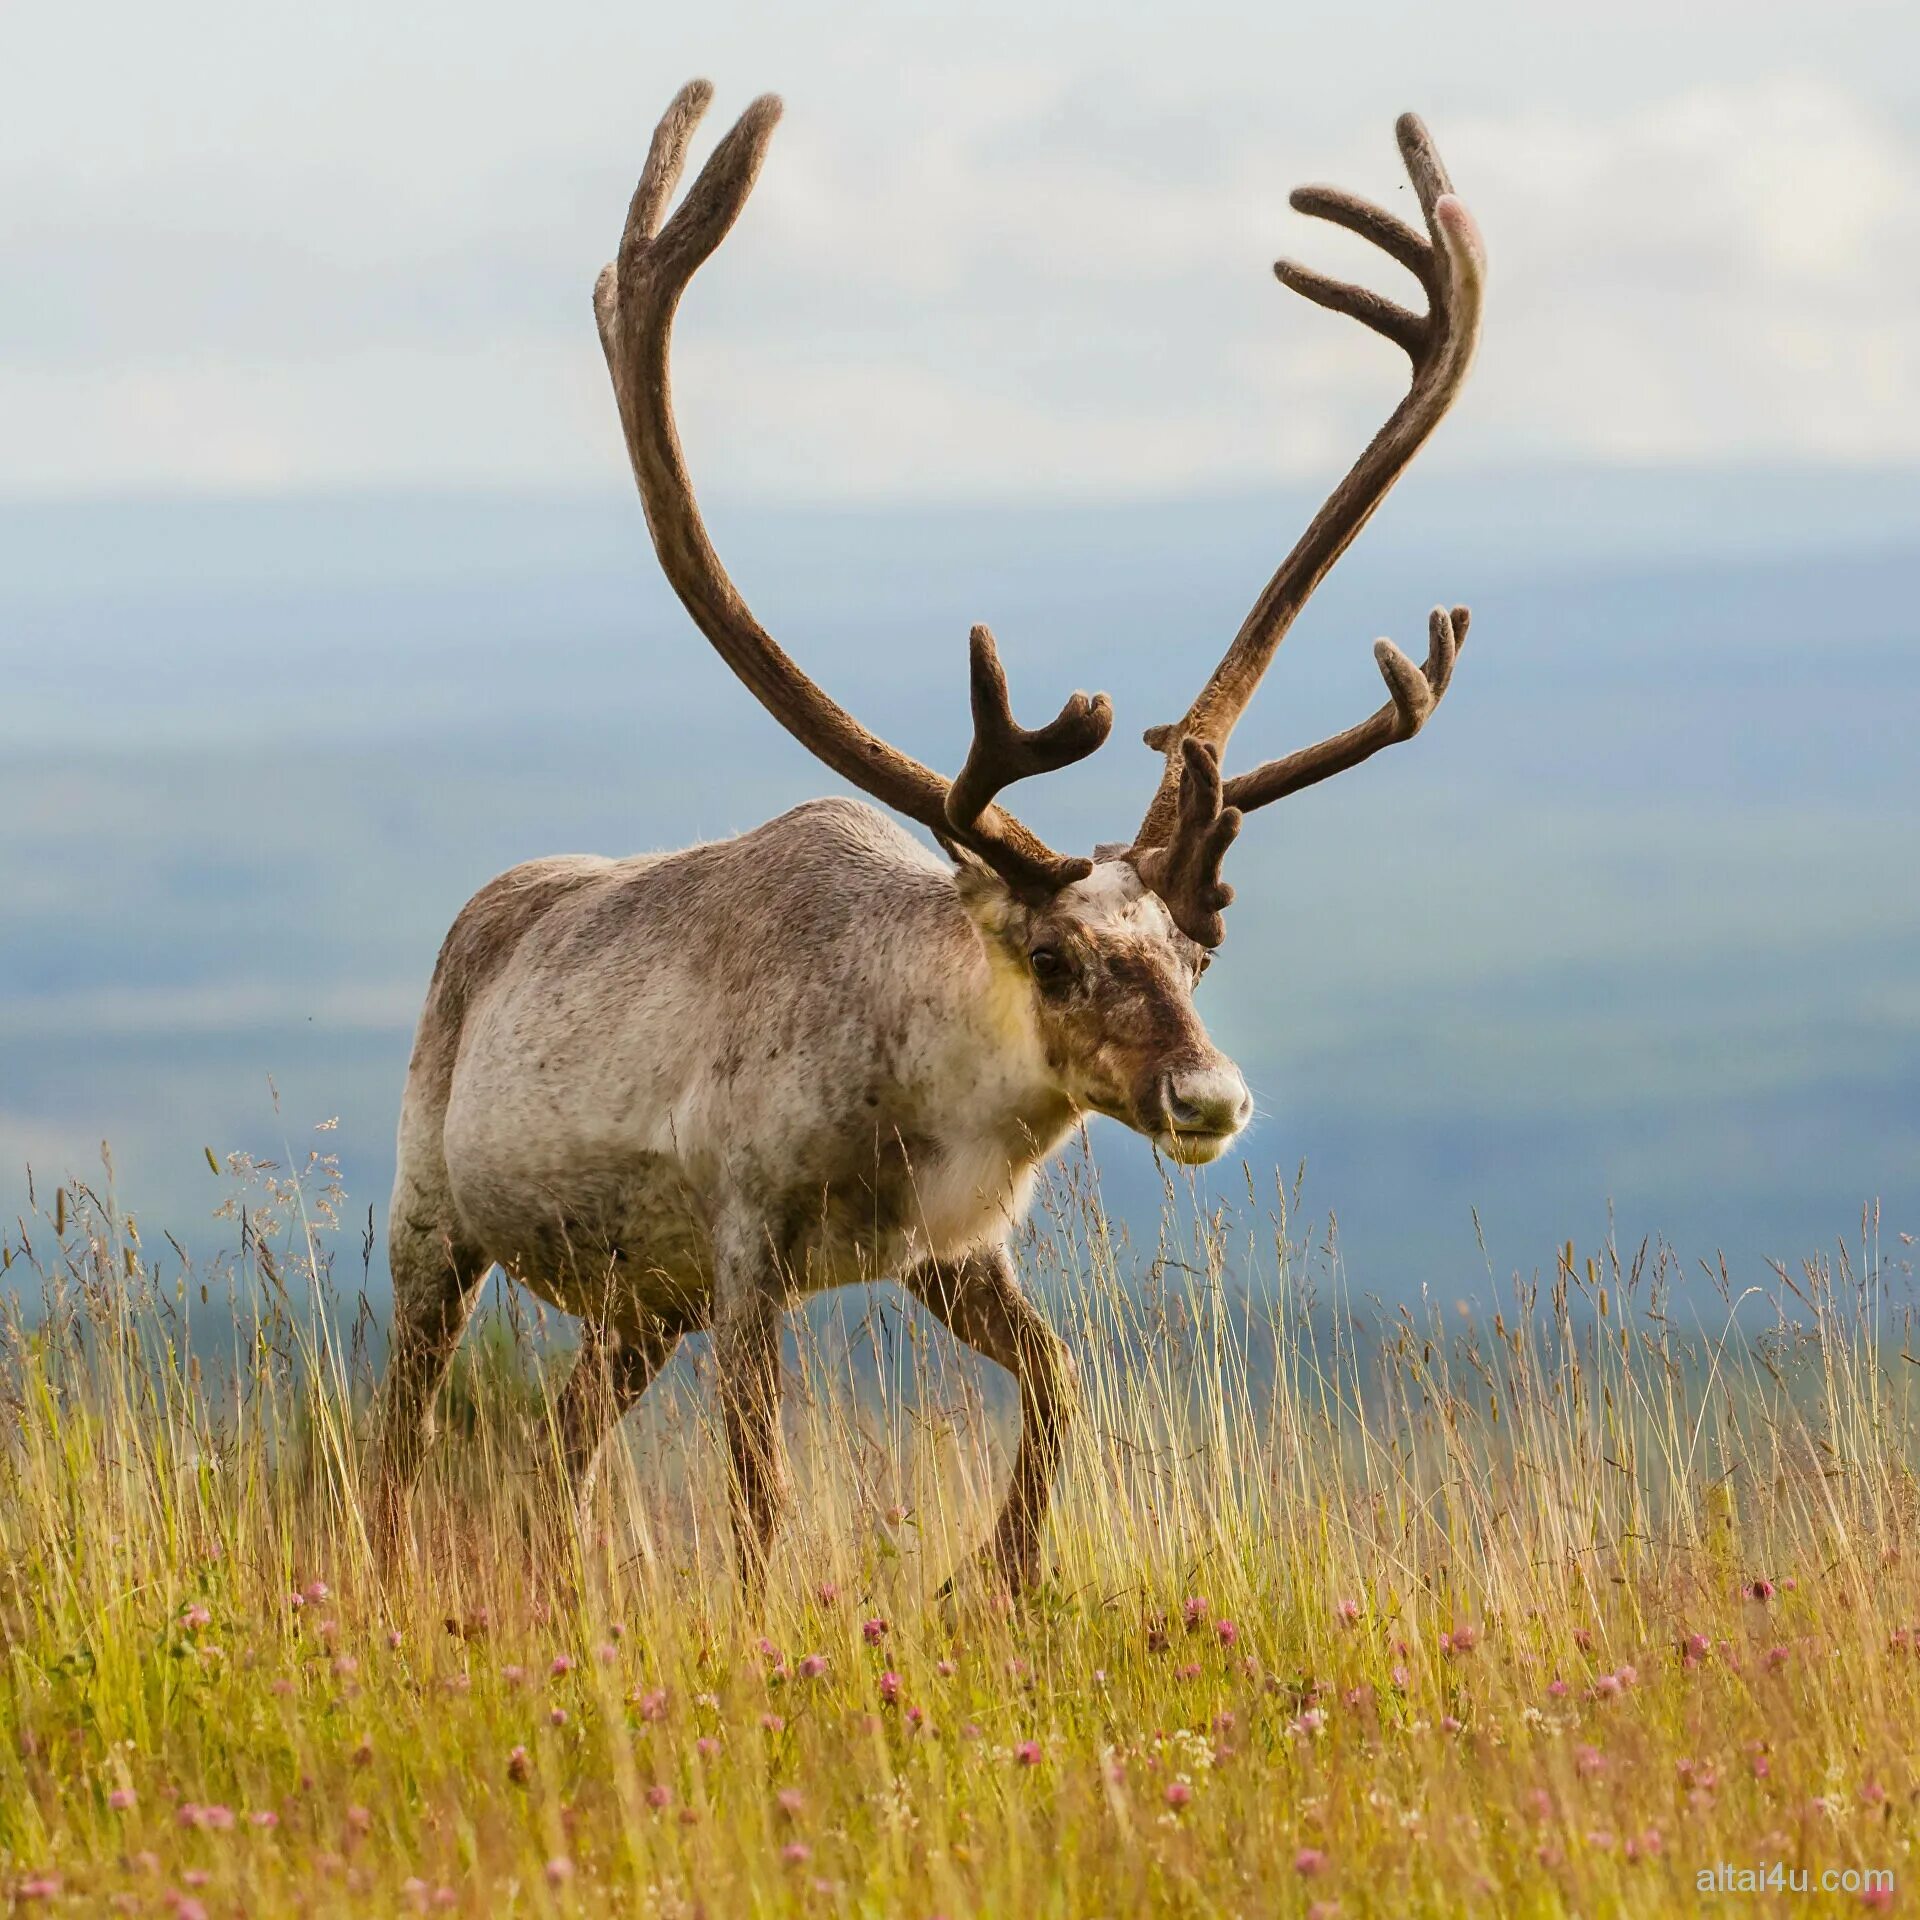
left=596, top=81, right=1109, bottom=896
left=1132, top=738, right=1242, bottom=952
left=1132, top=113, right=1487, bottom=943
left=947, top=626, right=1113, bottom=847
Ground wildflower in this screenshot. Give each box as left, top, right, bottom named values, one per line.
left=597, top=1642, right=617, bottom=1664
left=180, top=1604, right=211, bottom=1633
left=1572, top=1627, right=1594, bottom=1651
left=781, top=1843, right=812, bottom=1868
left=1336, top=1598, right=1361, bottom=1626
left=1547, top=1678, right=1569, bottom=1698
left=636, top=1686, right=670, bottom=1719
left=345, top=1805, right=371, bottom=1834
left=862, top=1617, right=889, bottom=1646
left=248, top=1810, right=278, bottom=1829
left=549, top=1708, right=567, bottom=1728
left=1015, top=1741, right=1042, bottom=1767
left=287, top=1591, right=305, bottom=1612
left=1751, top=1753, right=1771, bottom=1780
left=1390, top=1665, right=1410, bottom=1691
left=816, top=1582, right=840, bottom=1606
left=1295, top=1708, right=1327, bottom=1735
left=1748, top=1577, right=1776, bottom=1602
left=387, top=1629, right=403, bottom=1650
left=777, top=1788, right=805, bottom=1818
left=935, top=1659, right=956, bottom=1678
left=1575, top=1745, right=1606, bottom=1779
left=879, top=1671, right=902, bottom=1705
left=550, top=1654, right=573, bottom=1678
left=798, top=1655, right=828, bottom=1681
left=503, top=1665, right=526, bottom=1686
left=109, top=1788, right=137, bottom=1811
left=1182, top=1596, right=1208, bottom=1629
left=1164, top=1780, right=1193, bottom=1808
left=303, top=1580, right=330, bottom=1605
left=646, top=1784, right=672, bottom=1809
left=1176, top=1662, right=1202, bottom=1682
left=332, top=1655, right=360, bottom=1679
left=1684, top=1632, right=1710, bottom=1661
left=1295, top=1847, right=1329, bottom=1876
left=507, top=1745, right=532, bottom=1784
left=1587, top=1829, right=1615, bottom=1851
left=17, top=1875, right=60, bottom=1900
left=761, top=1713, right=785, bottom=1734
left=1215, top=1619, right=1239, bottom=1647
left=1442, top=1623, right=1478, bottom=1656
left=906, top=1705, right=927, bottom=1731
left=697, top=1737, right=721, bottom=1759
left=1766, top=1645, right=1790, bottom=1670
left=170, top=1900, right=207, bottom=1920
left=545, top=1856, right=573, bottom=1886
left=1440, top=1715, right=1463, bottom=1734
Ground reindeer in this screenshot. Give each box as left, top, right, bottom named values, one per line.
left=369, top=80, right=1487, bottom=1593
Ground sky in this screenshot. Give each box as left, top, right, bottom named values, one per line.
left=0, top=2, right=1915, bottom=1309
left=4, top=1, right=1920, bottom=500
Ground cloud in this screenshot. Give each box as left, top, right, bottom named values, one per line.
left=3, top=55, right=1917, bottom=498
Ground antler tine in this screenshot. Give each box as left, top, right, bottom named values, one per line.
left=598, top=83, right=1101, bottom=900
left=1133, top=739, right=1242, bottom=950
left=1131, top=111, right=1486, bottom=927
left=946, top=627, right=1112, bottom=879
left=1224, top=606, right=1469, bottom=809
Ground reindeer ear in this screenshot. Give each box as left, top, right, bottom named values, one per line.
left=950, top=851, right=1020, bottom=937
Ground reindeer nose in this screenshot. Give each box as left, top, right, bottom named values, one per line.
left=1160, top=1066, right=1252, bottom=1139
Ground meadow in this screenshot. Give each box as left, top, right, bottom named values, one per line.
left=1, top=1143, right=1914, bottom=1916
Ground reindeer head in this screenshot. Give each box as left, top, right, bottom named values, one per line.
left=596, top=83, right=1487, bottom=1166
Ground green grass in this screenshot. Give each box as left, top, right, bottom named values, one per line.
left=1, top=1149, right=1915, bottom=1915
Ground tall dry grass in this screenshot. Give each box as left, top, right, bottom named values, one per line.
left=1, top=1140, right=1914, bottom=1914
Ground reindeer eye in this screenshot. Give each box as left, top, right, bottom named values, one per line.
left=1029, top=947, right=1066, bottom=983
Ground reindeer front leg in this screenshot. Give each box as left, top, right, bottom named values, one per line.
left=711, top=1214, right=790, bottom=1601
left=906, top=1244, right=1077, bottom=1595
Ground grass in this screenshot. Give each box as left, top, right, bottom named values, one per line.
left=1, top=1140, right=1915, bottom=1915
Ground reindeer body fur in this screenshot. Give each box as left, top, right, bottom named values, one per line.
left=397, top=797, right=1077, bottom=1329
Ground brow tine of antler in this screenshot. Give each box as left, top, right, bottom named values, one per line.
left=1221, top=605, right=1469, bottom=810
left=1133, top=112, right=1485, bottom=848
left=947, top=626, right=1114, bottom=839
left=1133, top=738, right=1242, bottom=950
left=598, top=84, right=1094, bottom=899
left=1289, top=186, right=1435, bottom=287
